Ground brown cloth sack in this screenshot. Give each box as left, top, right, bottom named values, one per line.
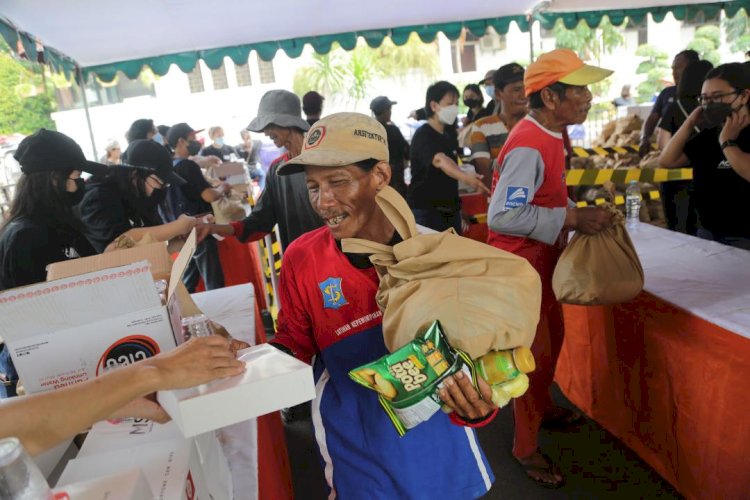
left=211, top=194, right=246, bottom=224
left=552, top=203, right=644, bottom=305
left=341, top=186, right=541, bottom=359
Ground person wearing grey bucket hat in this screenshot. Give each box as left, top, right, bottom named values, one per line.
left=247, top=90, right=310, bottom=133
left=204, top=90, right=323, bottom=253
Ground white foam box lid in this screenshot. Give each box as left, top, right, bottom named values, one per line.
left=53, top=468, right=151, bottom=500
left=157, top=343, right=316, bottom=437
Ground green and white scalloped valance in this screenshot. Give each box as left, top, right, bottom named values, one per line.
left=1, top=0, right=747, bottom=83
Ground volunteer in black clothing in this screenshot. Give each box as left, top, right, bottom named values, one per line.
left=370, top=95, right=409, bottom=196
left=407, top=81, right=489, bottom=233
left=0, top=130, right=108, bottom=399
left=639, top=50, right=700, bottom=157
left=78, top=140, right=200, bottom=253
left=462, top=84, right=489, bottom=126
left=660, top=63, right=750, bottom=250
left=166, top=123, right=231, bottom=291
left=200, top=126, right=237, bottom=161
left=0, top=129, right=108, bottom=290
left=656, top=59, right=714, bottom=235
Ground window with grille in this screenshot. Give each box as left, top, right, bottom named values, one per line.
left=258, top=59, right=275, bottom=84
left=236, top=63, right=252, bottom=87
left=188, top=65, right=204, bottom=93
left=211, top=63, right=229, bottom=90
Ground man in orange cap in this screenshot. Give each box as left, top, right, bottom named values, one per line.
left=487, top=48, right=615, bottom=487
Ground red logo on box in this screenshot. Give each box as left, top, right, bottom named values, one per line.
left=96, top=335, right=161, bottom=375
left=185, top=471, right=196, bottom=500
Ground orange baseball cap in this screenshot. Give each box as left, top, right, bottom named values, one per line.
left=524, top=49, right=613, bottom=97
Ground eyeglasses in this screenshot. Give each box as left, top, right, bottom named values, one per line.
left=698, top=91, right=739, bottom=106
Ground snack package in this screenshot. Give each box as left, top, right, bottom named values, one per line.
left=349, top=320, right=476, bottom=436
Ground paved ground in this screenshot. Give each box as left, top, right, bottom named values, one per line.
left=283, top=385, right=682, bottom=499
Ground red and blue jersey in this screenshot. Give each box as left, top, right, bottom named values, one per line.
left=273, top=227, right=494, bottom=499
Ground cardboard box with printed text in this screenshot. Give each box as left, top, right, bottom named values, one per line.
left=0, top=231, right=200, bottom=394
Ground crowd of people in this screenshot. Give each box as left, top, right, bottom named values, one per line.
left=0, top=43, right=748, bottom=497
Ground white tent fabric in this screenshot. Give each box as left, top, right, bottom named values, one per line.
left=1, top=0, right=730, bottom=68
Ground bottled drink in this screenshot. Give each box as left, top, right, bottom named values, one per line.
left=0, top=438, right=53, bottom=499
left=474, top=346, right=535, bottom=385
left=180, top=314, right=214, bottom=342
left=625, top=180, right=641, bottom=223
left=474, top=347, right=535, bottom=407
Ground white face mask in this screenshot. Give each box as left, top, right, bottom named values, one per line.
left=437, top=104, right=459, bottom=125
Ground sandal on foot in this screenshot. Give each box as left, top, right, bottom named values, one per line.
left=516, top=452, right=564, bottom=489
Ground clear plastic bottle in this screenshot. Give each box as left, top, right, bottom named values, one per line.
left=180, top=314, right=214, bottom=342
left=625, top=180, right=641, bottom=223
left=0, top=438, right=53, bottom=499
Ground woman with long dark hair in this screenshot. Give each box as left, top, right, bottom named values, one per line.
left=660, top=63, right=750, bottom=249
left=78, top=140, right=199, bottom=253
left=0, top=130, right=108, bottom=290
left=0, top=130, right=109, bottom=398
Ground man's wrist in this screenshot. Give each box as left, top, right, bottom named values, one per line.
left=721, top=139, right=739, bottom=151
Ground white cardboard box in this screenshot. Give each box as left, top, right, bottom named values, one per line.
left=53, top=468, right=151, bottom=500
left=0, top=262, right=177, bottom=394
left=57, top=438, right=209, bottom=500
left=157, top=343, right=316, bottom=437
left=0, top=232, right=199, bottom=394
left=79, top=419, right=232, bottom=500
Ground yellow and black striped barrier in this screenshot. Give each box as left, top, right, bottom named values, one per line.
left=574, top=190, right=661, bottom=207
left=571, top=145, right=640, bottom=157
left=565, top=167, right=692, bottom=186
left=470, top=191, right=663, bottom=224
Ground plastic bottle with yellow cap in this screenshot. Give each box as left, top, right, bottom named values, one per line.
left=474, top=347, right=535, bottom=407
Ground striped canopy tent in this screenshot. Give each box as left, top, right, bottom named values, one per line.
left=1, top=0, right=746, bottom=82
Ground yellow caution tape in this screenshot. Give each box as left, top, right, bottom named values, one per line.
left=565, top=168, right=692, bottom=186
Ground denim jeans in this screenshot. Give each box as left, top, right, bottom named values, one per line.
left=183, top=237, right=225, bottom=292
left=0, top=344, right=18, bottom=399
left=412, top=207, right=462, bottom=233
left=696, top=227, right=750, bottom=251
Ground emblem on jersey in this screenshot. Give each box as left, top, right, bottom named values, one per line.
left=319, top=277, right=348, bottom=309
left=505, top=186, right=529, bottom=209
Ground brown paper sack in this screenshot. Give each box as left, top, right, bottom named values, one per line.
left=341, top=186, right=541, bottom=358
left=552, top=203, right=644, bottom=305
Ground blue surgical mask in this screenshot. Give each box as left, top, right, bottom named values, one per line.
left=485, top=85, right=495, bottom=99
left=215, top=136, right=225, bottom=147
left=152, top=133, right=163, bottom=145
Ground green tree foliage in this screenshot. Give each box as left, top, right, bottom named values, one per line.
left=0, top=40, right=55, bottom=134
left=686, top=25, right=721, bottom=66
left=634, top=44, right=670, bottom=103
left=293, top=33, right=439, bottom=104
left=724, top=9, right=750, bottom=56
left=553, top=17, right=624, bottom=98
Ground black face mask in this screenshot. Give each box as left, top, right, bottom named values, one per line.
left=66, top=178, right=86, bottom=205
left=187, top=140, right=202, bottom=156
left=149, top=187, right=167, bottom=205
left=464, top=98, right=482, bottom=109
left=701, top=94, right=740, bottom=128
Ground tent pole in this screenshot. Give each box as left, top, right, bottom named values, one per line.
left=76, top=66, right=97, bottom=160
left=528, top=19, right=535, bottom=62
